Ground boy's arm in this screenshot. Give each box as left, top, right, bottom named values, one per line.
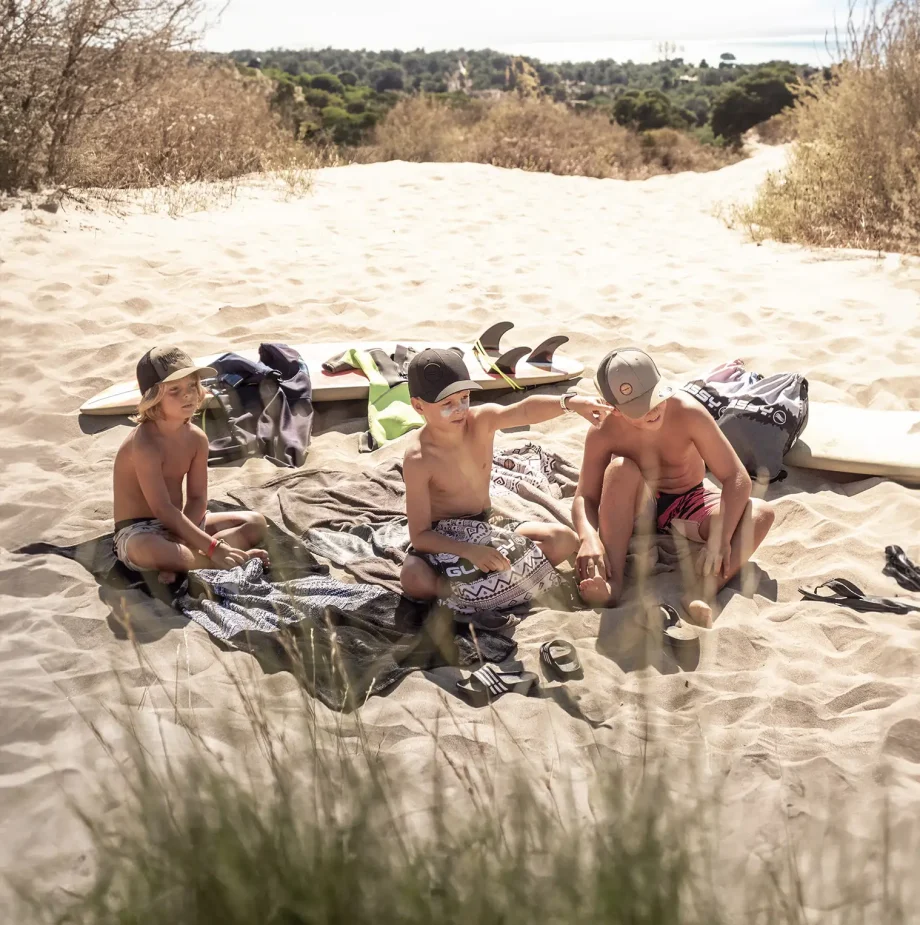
left=183, top=428, right=209, bottom=527
left=572, top=425, right=613, bottom=580
left=687, top=403, right=752, bottom=567
left=134, top=432, right=214, bottom=555
left=476, top=394, right=609, bottom=432
left=404, top=451, right=510, bottom=571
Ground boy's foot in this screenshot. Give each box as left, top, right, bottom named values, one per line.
left=247, top=549, right=271, bottom=569
left=158, top=571, right=177, bottom=585
left=680, top=595, right=713, bottom=629
left=578, top=575, right=616, bottom=607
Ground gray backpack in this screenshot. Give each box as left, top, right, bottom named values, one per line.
left=683, top=372, right=809, bottom=482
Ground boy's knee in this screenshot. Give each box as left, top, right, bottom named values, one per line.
left=603, top=456, right=641, bottom=488
left=754, top=499, right=775, bottom=530
left=542, top=525, right=579, bottom=564
left=400, top=558, right=437, bottom=600
left=245, top=511, right=268, bottom=540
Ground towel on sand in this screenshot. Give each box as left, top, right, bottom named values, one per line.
left=17, top=504, right=514, bottom=711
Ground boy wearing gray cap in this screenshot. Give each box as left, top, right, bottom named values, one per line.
left=573, top=347, right=774, bottom=625
left=401, top=347, right=608, bottom=600
left=112, top=346, right=269, bottom=584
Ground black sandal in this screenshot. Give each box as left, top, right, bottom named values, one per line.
left=884, top=545, right=920, bottom=593
left=540, top=639, right=583, bottom=680
left=457, top=661, right=539, bottom=707
left=799, top=578, right=920, bottom=615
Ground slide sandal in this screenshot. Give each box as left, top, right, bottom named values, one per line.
left=799, top=578, right=920, bottom=615
left=884, top=545, right=920, bottom=592
left=540, top=639, right=583, bottom=680
left=457, top=662, right=539, bottom=707
left=660, top=604, right=701, bottom=649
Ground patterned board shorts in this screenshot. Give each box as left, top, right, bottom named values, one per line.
left=113, top=515, right=207, bottom=572
left=654, top=482, right=721, bottom=542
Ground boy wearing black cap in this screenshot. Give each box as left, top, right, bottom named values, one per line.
left=112, top=346, right=269, bottom=583
left=401, top=347, right=608, bottom=600
left=573, top=347, right=775, bottom=624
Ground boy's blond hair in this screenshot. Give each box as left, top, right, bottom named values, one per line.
left=132, top=374, right=206, bottom=424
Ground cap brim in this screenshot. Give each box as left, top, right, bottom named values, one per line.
left=616, top=383, right=675, bottom=419
left=433, top=380, right=483, bottom=403
left=162, top=365, right=218, bottom=383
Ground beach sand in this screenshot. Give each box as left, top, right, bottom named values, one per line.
left=2, top=145, right=920, bottom=914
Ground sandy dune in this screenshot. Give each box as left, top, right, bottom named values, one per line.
left=2, top=145, right=920, bottom=914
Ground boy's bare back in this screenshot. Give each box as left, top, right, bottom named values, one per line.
left=113, top=421, right=206, bottom=522
left=403, top=406, right=498, bottom=522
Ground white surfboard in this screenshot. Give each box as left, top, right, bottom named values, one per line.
left=79, top=326, right=582, bottom=416
left=785, top=401, right=920, bottom=482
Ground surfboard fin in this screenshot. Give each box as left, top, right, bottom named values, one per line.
left=477, top=322, right=515, bottom=356
left=527, top=335, right=569, bottom=367
left=492, top=346, right=531, bottom=375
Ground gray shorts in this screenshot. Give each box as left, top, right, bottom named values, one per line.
left=113, top=516, right=206, bottom=572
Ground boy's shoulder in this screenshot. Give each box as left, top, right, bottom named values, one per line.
left=403, top=428, right=427, bottom=466
left=665, top=391, right=709, bottom=427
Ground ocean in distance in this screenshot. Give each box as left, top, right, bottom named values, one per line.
left=500, top=34, right=842, bottom=66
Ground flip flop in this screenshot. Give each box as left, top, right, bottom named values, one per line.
left=659, top=604, right=701, bottom=670
left=884, top=545, right=920, bottom=592
left=457, top=662, right=539, bottom=707
left=540, top=639, right=584, bottom=680
left=799, top=578, right=920, bottom=615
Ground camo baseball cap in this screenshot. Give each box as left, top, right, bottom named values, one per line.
left=595, top=347, right=675, bottom=418
left=136, top=346, right=217, bottom=394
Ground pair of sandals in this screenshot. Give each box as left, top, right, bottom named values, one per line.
left=457, top=604, right=702, bottom=706
left=799, top=577, right=920, bottom=615
left=456, top=639, right=582, bottom=707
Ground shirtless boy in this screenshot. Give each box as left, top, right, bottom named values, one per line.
left=573, top=347, right=775, bottom=624
left=112, top=346, right=269, bottom=583
left=400, top=347, right=609, bottom=600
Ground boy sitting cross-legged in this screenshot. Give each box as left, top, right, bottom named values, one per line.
left=400, top=347, right=609, bottom=601
left=112, top=345, right=270, bottom=584
left=573, top=347, right=775, bottom=626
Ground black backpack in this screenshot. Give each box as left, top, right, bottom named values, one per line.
left=683, top=371, right=809, bottom=482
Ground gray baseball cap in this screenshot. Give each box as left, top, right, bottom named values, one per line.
left=136, top=346, right=216, bottom=394
left=595, top=347, right=675, bottom=418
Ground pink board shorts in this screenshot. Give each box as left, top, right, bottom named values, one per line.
left=655, top=482, right=721, bottom=542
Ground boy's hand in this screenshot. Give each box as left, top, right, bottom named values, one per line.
left=697, top=541, right=732, bottom=580
left=577, top=536, right=609, bottom=581
left=464, top=544, right=512, bottom=573
left=211, top=544, right=249, bottom=569
left=568, top=396, right=611, bottom=428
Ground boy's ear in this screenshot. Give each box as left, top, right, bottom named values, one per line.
left=410, top=397, right=424, bottom=415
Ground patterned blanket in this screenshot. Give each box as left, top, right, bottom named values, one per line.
left=422, top=516, right=565, bottom=614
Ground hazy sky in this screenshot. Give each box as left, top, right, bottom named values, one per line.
left=204, top=0, right=861, bottom=57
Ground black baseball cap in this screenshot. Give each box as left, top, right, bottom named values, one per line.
left=407, top=348, right=482, bottom=403
left=136, top=345, right=216, bottom=394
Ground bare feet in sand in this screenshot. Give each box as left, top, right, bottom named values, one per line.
left=579, top=575, right=615, bottom=607
left=680, top=595, right=713, bottom=628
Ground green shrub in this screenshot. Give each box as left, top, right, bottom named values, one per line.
left=339, top=71, right=358, bottom=86
left=346, top=99, right=367, bottom=114
left=711, top=66, right=796, bottom=141
left=310, top=73, right=345, bottom=94
left=304, top=88, right=340, bottom=109
left=612, top=89, right=692, bottom=131
left=370, top=64, right=405, bottom=92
